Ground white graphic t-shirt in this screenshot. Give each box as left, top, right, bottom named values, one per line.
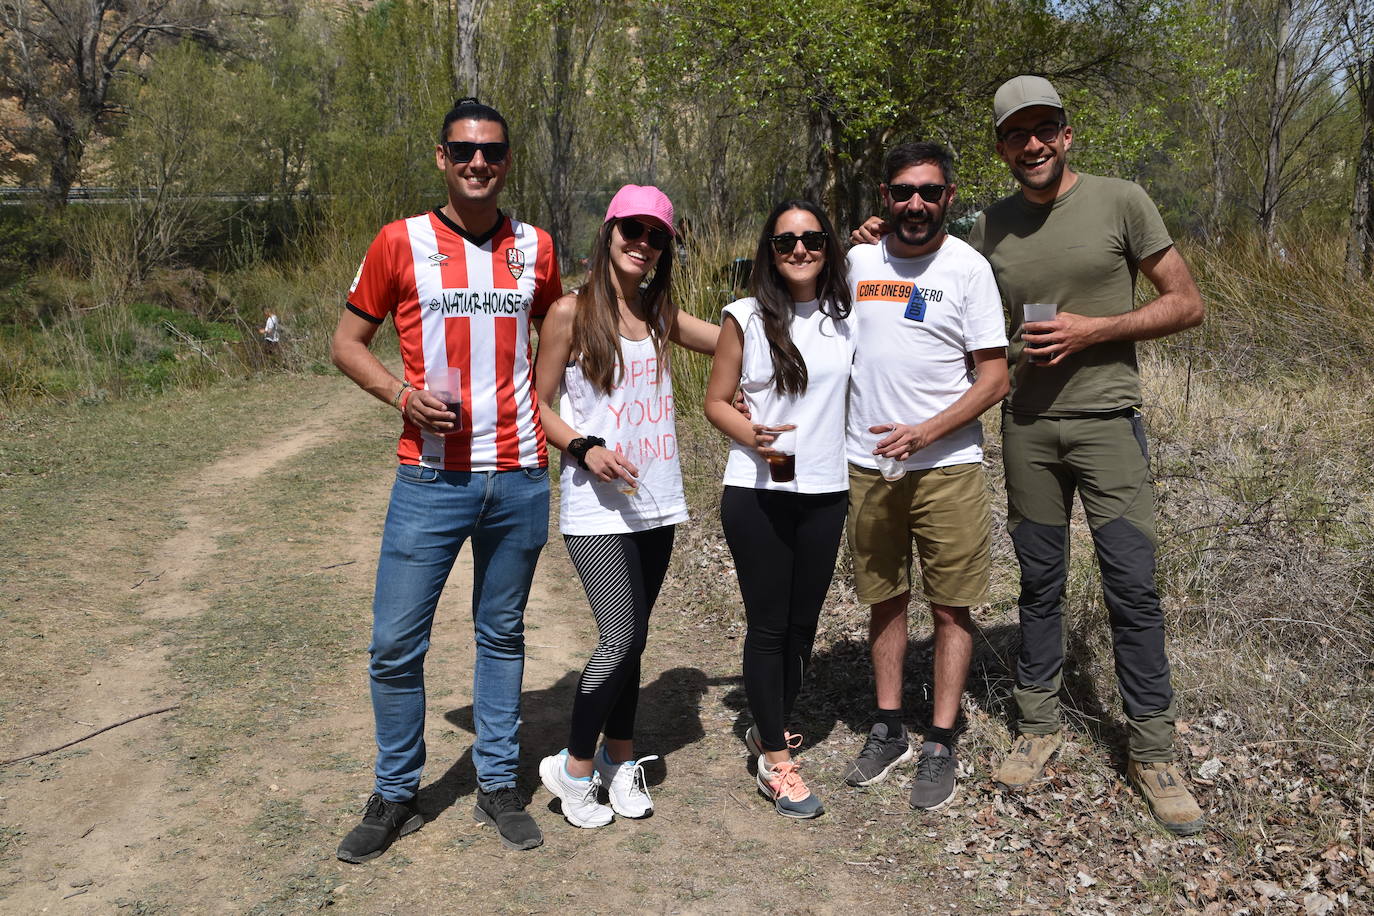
left=845, top=235, right=1008, bottom=471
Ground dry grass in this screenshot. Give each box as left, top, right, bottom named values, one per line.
left=659, top=232, right=1374, bottom=912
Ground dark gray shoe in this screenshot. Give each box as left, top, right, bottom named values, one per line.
left=474, top=786, right=544, bottom=850
left=336, top=792, right=424, bottom=863
left=909, top=742, right=958, bottom=810
left=844, top=722, right=913, bottom=786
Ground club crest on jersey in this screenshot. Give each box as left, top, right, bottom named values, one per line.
left=505, top=247, right=525, bottom=280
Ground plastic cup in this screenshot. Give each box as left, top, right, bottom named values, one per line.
left=1022, top=303, right=1057, bottom=365
left=765, top=425, right=797, bottom=483
left=872, top=429, right=907, bottom=481
left=424, top=367, right=464, bottom=433
left=618, top=453, right=647, bottom=497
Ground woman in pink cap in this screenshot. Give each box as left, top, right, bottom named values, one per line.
left=534, top=185, right=718, bottom=828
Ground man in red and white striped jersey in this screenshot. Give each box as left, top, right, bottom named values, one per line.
left=331, top=98, right=561, bottom=861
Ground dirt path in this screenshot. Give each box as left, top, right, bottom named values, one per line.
left=0, top=376, right=889, bottom=914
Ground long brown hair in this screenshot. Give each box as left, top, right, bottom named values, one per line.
left=571, top=219, right=676, bottom=394
left=748, top=199, right=852, bottom=396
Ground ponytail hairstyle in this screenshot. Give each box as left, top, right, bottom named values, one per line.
left=747, top=199, right=852, bottom=397
left=439, top=97, right=510, bottom=143
left=571, top=219, right=676, bottom=394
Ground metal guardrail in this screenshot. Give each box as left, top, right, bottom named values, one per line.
left=0, top=187, right=320, bottom=206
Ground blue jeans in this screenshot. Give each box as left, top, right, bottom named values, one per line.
left=369, top=463, right=549, bottom=801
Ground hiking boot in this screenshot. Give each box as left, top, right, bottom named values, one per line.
left=336, top=792, right=424, bottom=863
left=743, top=724, right=799, bottom=759
left=539, top=750, right=614, bottom=828
left=994, top=731, right=1063, bottom=791
left=1128, top=760, right=1207, bottom=835
left=844, top=722, right=914, bottom=787
left=909, top=742, right=958, bottom=811
left=474, top=785, right=545, bottom=849
left=756, top=757, right=824, bottom=819
left=594, top=748, right=658, bottom=819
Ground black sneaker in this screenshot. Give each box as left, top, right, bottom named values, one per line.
left=844, top=722, right=914, bottom=786
left=474, top=786, right=544, bottom=850
left=336, top=792, right=424, bottom=863
left=909, top=742, right=958, bottom=810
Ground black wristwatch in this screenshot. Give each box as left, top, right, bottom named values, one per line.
left=566, top=435, right=605, bottom=470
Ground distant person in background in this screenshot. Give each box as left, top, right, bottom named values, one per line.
left=331, top=97, right=561, bottom=862
left=259, top=308, right=280, bottom=346
left=704, top=199, right=854, bottom=819
left=532, top=185, right=717, bottom=829
left=853, top=75, right=1207, bottom=833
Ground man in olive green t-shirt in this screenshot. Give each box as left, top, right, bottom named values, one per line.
left=969, top=76, right=1206, bottom=835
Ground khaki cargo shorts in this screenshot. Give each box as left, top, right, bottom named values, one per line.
left=846, top=462, right=992, bottom=608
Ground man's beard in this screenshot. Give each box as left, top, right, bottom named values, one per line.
left=1012, top=153, right=1066, bottom=191
left=892, top=208, right=945, bottom=248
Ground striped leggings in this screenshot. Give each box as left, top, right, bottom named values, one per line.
left=562, top=526, right=675, bottom=759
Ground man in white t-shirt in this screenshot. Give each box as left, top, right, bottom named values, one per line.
left=841, top=141, right=1009, bottom=811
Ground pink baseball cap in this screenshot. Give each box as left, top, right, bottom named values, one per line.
left=604, top=185, right=675, bottom=236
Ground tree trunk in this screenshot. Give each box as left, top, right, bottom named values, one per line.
left=45, top=117, right=85, bottom=209
left=802, top=105, right=839, bottom=227
left=1346, top=91, right=1374, bottom=280
left=543, top=13, right=576, bottom=271
left=452, top=0, right=484, bottom=98
left=1259, top=0, right=1292, bottom=243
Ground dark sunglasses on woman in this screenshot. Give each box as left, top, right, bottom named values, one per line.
left=887, top=183, right=947, bottom=204
left=618, top=218, right=671, bottom=251
left=769, top=231, right=828, bottom=255
left=443, top=141, right=510, bottom=164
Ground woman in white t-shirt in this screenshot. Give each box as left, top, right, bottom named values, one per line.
left=533, top=185, right=718, bottom=829
left=704, top=199, right=854, bottom=818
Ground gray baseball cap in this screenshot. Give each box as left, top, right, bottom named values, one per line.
left=993, top=75, right=1065, bottom=126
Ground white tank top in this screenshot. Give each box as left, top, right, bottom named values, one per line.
left=558, top=334, right=690, bottom=535
left=721, top=297, right=854, bottom=493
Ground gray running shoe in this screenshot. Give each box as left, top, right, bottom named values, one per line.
left=909, top=742, right=958, bottom=811
left=844, top=722, right=913, bottom=786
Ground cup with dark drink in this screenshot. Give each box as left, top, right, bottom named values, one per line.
left=1022, top=303, right=1057, bottom=365
left=764, top=424, right=798, bottom=483
left=425, top=367, right=464, bottom=434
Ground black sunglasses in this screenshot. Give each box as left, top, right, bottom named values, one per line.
left=443, top=141, right=509, bottom=164
left=617, top=218, right=671, bottom=251
left=769, top=231, right=828, bottom=255
left=887, top=183, right=948, bottom=204
left=999, top=122, right=1065, bottom=148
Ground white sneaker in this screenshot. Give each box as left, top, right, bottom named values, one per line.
left=594, top=748, right=658, bottom=819
left=539, top=750, right=613, bottom=828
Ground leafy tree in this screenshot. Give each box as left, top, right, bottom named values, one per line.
left=0, top=0, right=221, bottom=207
left=314, top=0, right=454, bottom=241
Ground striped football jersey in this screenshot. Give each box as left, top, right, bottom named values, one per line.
left=347, top=209, right=562, bottom=470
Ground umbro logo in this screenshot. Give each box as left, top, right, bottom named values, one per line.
left=428, top=252, right=449, bottom=263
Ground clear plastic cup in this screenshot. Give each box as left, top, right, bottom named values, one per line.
left=1022, top=303, right=1057, bottom=365
left=764, top=425, right=797, bottom=483
left=424, top=366, right=464, bottom=433
left=872, top=429, right=906, bottom=481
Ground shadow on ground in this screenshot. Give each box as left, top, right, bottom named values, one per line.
left=713, top=618, right=1136, bottom=764
left=426, top=665, right=737, bottom=820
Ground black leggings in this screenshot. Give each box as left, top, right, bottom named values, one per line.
left=720, top=486, right=847, bottom=753
left=563, top=526, right=675, bottom=759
